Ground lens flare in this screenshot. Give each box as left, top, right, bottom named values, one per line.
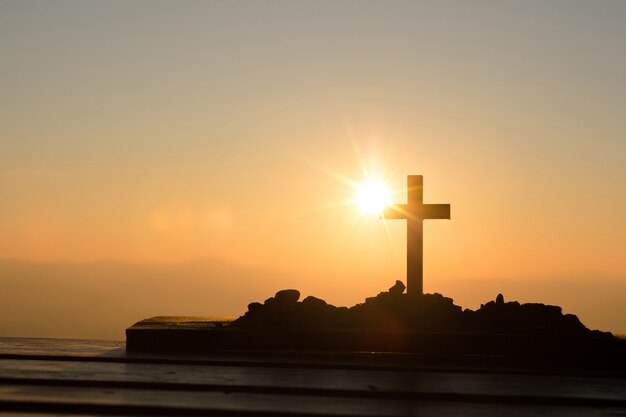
left=355, top=180, right=391, bottom=214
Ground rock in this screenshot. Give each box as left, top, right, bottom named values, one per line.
left=275, top=289, right=300, bottom=304
left=302, top=296, right=327, bottom=309
left=388, top=280, right=406, bottom=295
left=231, top=282, right=611, bottom=338
left=247, top=302, right=262, bottom=313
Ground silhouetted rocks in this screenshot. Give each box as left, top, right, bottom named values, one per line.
left=469, top=298, right=600, bottom=336
left=496, top=293, right=504, bottom=304
left=232, top=282, right=613, bottom=338
left=388, top=280, right=406, bottom=295
left=275, top=289, right=300, bottom=304
left=247, top=302, right=262, bottom=313
left=302, top=295, right=327, bottom=309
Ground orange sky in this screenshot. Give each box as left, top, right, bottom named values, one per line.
left=1, top=2, right=625, bottom=338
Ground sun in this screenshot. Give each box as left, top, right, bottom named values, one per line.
left=355, top=180, right=391, bottom=215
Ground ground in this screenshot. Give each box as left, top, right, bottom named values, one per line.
left=232, top=280, right=613, bottom=337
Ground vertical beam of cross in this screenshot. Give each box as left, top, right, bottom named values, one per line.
left=381, top=175, right=450, bottom=295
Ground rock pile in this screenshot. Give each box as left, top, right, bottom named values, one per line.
left=232, top=281, right=612, bottom=337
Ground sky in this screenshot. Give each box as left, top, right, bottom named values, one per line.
left=1, top=1, right=625, bottom=339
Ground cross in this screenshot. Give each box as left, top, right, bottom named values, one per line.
left=381, top=175, right=450, bottom=295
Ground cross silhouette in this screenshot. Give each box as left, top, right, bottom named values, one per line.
left=381, top=175, right=450, bottom=295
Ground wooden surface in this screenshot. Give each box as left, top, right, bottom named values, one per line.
left=2, top=337, right=626, bottom=416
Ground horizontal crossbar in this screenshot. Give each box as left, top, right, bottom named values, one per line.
left=381, top=204, right=450, bottom=220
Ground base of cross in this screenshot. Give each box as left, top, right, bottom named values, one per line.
left=126, top=281, right=626, bottom=372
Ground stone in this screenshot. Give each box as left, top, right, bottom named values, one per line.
left=302, top=296, right=327, bottom=308
left=247, top=302, right=262, bottom=313
left=275, top=289, right=300, bottom=304
left=231, top=283, right=611, bottom=339
left=388, top=280, right=406, bottom=295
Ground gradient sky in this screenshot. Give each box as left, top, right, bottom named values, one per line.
left=1, top=1, right=625, bottom=338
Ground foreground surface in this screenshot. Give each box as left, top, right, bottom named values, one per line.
left=1, top=337, right=626, bottom=416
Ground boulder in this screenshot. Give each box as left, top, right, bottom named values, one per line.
left=275, top=289, right=300, bottom=304
left=388, top=280, right=406, bottom=295
left=302, top=296, right=327, bottom=309
left=247, top=302, right=262, bottom=313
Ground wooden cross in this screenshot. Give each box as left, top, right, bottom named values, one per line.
left=381, top=175, right=450, bottom=295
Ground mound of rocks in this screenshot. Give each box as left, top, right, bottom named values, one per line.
left=466, top=295, right=608, bottom=336
left=232, top=281, right=612, bottom=337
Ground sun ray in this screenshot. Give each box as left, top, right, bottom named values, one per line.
left=355, top=180, right=391, bottom=215
left=288, top=129, right=404, bottom=255
left=347, top=125, right=369, bottom=181
left=299, top=156, right=360, bottom=190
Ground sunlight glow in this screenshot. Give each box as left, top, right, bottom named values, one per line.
left=355, top=180, right=391, bottom=215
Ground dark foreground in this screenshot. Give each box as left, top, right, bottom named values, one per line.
left=2, top=337, right=626, bottom=417
left=127, top=282, right=625, bottom=372
left=233, top=281, right=612, bottom=337
left=127, top=316, right=626, bottom=373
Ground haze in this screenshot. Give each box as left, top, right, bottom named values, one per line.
left=1, top=1, right=625, bottom=340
